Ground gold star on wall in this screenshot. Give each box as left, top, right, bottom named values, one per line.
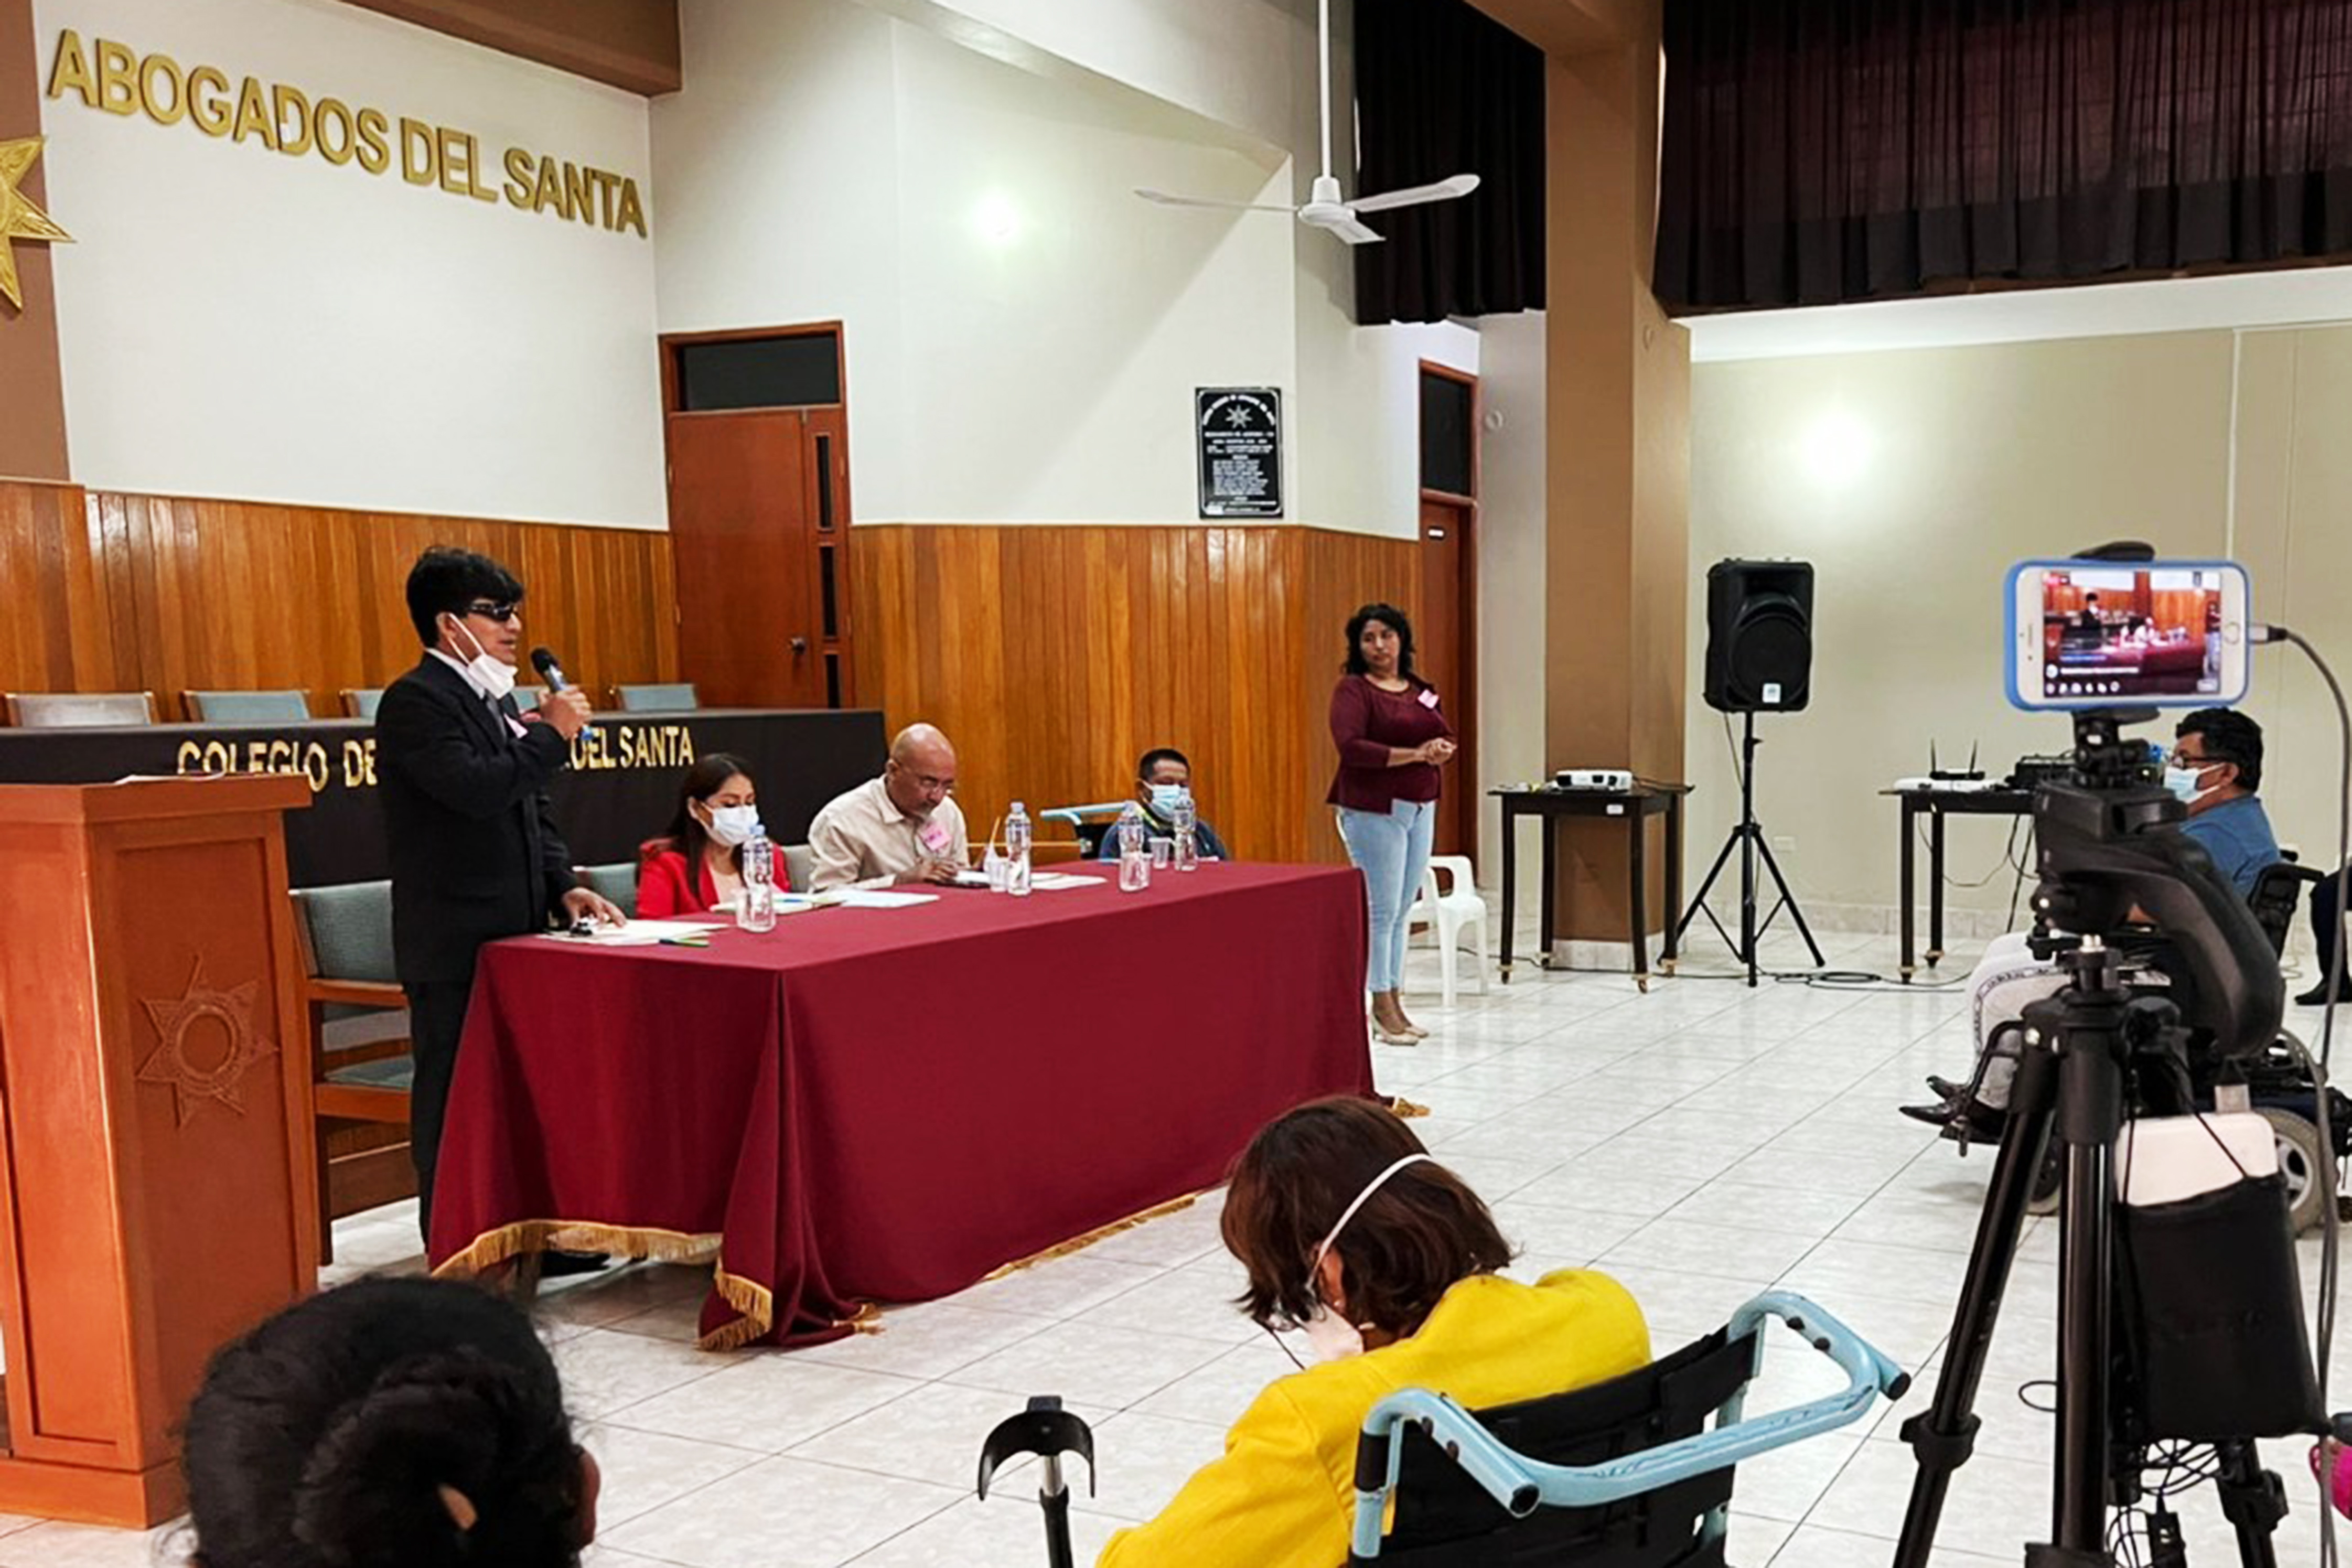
left=0, top=136, right=72, bottom=314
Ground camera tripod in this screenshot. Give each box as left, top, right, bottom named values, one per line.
left=1894, top=937, right=2292, bottom=1566
left=1676, top=711, right=1825, bottom=986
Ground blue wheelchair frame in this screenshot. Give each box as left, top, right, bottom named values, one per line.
left=1347, top=1291, right=1911, bottom=1561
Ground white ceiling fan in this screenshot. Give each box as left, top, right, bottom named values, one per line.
left=1133, top=0, right=1479, bottom=246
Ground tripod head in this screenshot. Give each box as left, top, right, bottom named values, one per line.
left=2028, top=706, right=2283, bottom=1060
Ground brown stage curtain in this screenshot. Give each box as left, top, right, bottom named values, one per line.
left=1658, top=0, right=2352, bottom=310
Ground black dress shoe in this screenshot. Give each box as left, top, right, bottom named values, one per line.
left=1926, top=1074, right=1970, bottom=1102
left=539, top=1250, right=610, bottom=1278
left=1938, top=1099, right=2009, bottom=1145
left=1900, top=1096, right=2008, bottom=1144
left=2296, top=980, right=2352, bottom=1007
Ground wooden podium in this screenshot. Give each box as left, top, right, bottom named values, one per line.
left=0, top=778, right=318, bottom=1526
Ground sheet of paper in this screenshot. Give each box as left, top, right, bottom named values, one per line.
left=541, top=919, right=725, bottom=944
left=836, top=889, right=940, bottom=908
left=1028, top=873, right=1105, bottom=890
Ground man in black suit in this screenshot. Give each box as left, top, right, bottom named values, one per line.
left=377, top=546, right=622, bottom=1243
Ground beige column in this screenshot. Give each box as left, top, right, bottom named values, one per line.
left=1470, top=0, right=1689, bottom=949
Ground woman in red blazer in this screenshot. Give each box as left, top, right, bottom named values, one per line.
left=637, top=752, right=789, bottom=916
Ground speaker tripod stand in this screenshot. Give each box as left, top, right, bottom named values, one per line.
left=1674, top=711, right=1824, bottom=986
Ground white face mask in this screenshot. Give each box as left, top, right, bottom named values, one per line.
left=703, top=804, right=760, bottom=847
left=1296, top=1152, right=1433, bottom=1363
left=444, top=615, right=518, bottom=702
left=1148, top=783, right=1188, bottom=815
left=2164, top=764, right=2219, bottom=807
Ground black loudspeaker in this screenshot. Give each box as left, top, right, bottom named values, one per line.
left=1704, top=560, right=1814, bottom=713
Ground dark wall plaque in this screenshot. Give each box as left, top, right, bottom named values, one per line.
left=1196, top=387, right=1283, bottom=519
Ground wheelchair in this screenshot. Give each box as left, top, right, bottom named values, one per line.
left=1947, top=860, right=2351, bottom=1232
left=978, top=1291, right=1907, bottom=1567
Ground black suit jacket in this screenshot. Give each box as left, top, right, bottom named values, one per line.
left=377, top=654, right=578, bottom=984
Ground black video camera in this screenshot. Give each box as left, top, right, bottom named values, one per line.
left=2028, top=706, right=2283, bottom=1061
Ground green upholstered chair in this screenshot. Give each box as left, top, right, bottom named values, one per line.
left=615, top=682, right=700, bottom=712
left=575, top=862, right=641, bottom=919
left=290, top=881, right=414, bottom=1241
left=4, top=691, right=156, bottom=727
left=185, top=689, right=313, bottom=723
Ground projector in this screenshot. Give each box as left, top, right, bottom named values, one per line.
left=1554, top=769, right=1634, bottom=792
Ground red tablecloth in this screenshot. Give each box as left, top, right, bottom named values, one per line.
left=428, top=863, right=1373, bottom=1347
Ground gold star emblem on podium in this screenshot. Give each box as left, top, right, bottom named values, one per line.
left=138, top=959, right=277, bottom=1126
left=0, top=136, right=71, bottom=313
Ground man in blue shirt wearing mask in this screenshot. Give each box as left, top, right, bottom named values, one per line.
left=2166, top=706, right=2279, bottom=898
left=1902, top=707, right=2279, bottom=1139
left=1095, top=747, right=1231, bottom=862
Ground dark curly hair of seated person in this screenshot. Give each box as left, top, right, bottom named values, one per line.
left=182, top=1276, right=596, bottom=1568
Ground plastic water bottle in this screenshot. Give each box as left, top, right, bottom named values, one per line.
left=738, top=823, right=777, bottom=932
left=1005, top=801, right=1034, bottom=897
left=1117, top=801, right=1150, bottom=892
left=1172, top=790, right=1200, bottom=872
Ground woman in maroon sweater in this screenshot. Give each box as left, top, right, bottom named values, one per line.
left=637, top=752, right=790, bottom=916
left=1328, top=603, right=1456, bottom=1044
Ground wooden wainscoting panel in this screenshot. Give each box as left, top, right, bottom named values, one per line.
left=850, top=523, right=1420, bottom=865
left=1299, top=527, right=1424, bottom=860
left=0, top=482, right=679, bottom=719
left=0, top=482, right=115, bottom=695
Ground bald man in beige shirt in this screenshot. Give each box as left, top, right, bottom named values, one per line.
left=807, top=723, right=972, bottom=891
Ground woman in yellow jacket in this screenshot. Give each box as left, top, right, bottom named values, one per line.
left=1099, top=1098, right=1649, bottom=1568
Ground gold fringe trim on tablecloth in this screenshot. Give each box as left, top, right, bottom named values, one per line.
left=432, top=1218, right=724, bottom=1279
left=978, top=1191, right=1206, bottom=1282
left=1390, top=1097, right=1431, bottom=1119
left=694, top=1268, right=781, bottom=1352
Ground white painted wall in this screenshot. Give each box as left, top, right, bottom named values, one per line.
left=651, top=0, right=911, bottom=511
left=31, top=0, right=1485, bottom=544
left=1683, top=326, right=2352, bottom=936
left=33, top=0, right=664, bottom=527
left=657, top=0, right=1468, bottom=536
left=858, top=0, right=1310, bottom=153
left=1476, top=310, right=1544, bottom=878
left=886, top=21, right=1297, bottom=523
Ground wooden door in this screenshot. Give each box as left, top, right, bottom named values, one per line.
left=1417, top=360, right=1479, bottom=862
left=667, top=411, right=827, bottom=708
left=1418, top=497, right=1476, bottom=857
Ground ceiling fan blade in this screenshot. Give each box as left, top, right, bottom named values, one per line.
left=1348, top=173, right=1481, bottom=214
left=1322, top=214, right=1386, bottom=245
left=1134, top=188, right=1294, bottom=212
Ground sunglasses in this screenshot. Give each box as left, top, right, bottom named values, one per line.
left=459, top=600, right=521, bottom=622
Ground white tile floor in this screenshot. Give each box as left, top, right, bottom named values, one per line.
left=17, top=922, right=2352, bottom=1567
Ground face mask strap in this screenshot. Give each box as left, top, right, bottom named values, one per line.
left=443, top=611, right=490, bottom=666
left=1308, top=1152, right=1434, bottom=1303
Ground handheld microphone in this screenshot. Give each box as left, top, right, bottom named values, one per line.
left=530, top=647, right=570, bottom=693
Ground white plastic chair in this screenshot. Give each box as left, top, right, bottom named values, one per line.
left=1406, top=855, right=1490, bottom=1007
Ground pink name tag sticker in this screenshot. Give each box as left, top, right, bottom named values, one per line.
left=920, top=823, right=951, bottom=853
left=504, top=714, right=531, bottom=738
left=1417, top=688, right=1441, bottom=710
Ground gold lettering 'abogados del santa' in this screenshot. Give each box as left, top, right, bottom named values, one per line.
left=44, top=29, right=649, bottom=239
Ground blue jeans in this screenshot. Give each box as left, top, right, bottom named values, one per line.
left=1338, top=800, right=1436, bottom=995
